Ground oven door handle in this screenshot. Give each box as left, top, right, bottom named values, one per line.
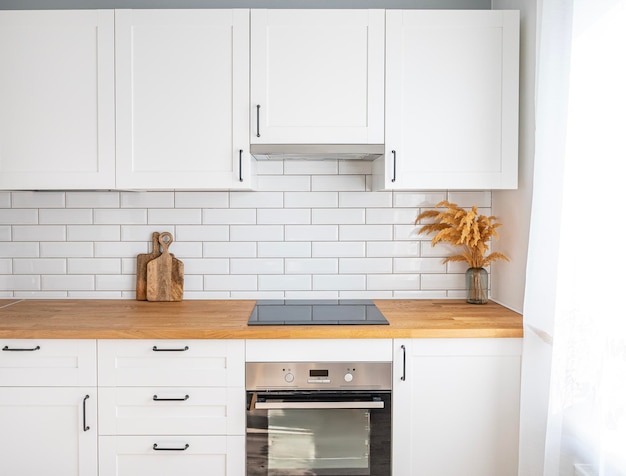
left=254, top=400, right=385, bottom=410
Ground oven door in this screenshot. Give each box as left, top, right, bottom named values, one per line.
left=246, top=391, right=391, bottom=476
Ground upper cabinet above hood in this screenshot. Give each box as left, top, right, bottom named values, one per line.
left=250, top=9, right=385, bottom=157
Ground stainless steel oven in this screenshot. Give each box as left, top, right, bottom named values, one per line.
left=246, top=362, right=392, bottom=476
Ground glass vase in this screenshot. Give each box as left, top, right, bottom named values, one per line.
left=465, top=267, right=488, bottom=304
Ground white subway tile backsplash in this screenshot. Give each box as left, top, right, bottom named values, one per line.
left=255, top=161, right=283, bottom=175
left=339, top=192, right=392, bottom=208
left=257, top=209, right=310, bottom=225
left=203, top=242, right=257, bottom=258
left=285, top=258, right=338, bottom=274
left=12, top=226, right=66, bottom=242
left=312, top=274, right=365, bottom=291
left=94, top=209, right=147, bottom=225
left=203, top=208, right=256, bottom=225
left=285, top=225, right=338, bottom=242
left=39, top=209, right=93, bottom=224
left=312, top=175, right=365, bottom=192
left=12, top=191, right=65, bottom=208
left=175, top=191, right=229, bottom=208
left=0, top=209, right=38, bottom=224
left=312, top=208, right=365, bottom=225
left=122, top=192, right=174, bottom=208
left=68, top=259, right=121, bottom=275
left=339, top=258, right=392, bottom=274
left=0, top=242, right=39, bottom=258
left=42, top=275, right=94, bottom=291
left=284, top=192, right=338, bottom=208
left=175, top=225, right=229, bottom=242
left=258, top=242, right=311, bottom=258
left=312, top=242, right=365, bottom=258
left=231, top=258, right=283, bottom=275
left=259, top=274, right=311, bottom=291
left=0, top=181, right=491, bottom=298
left=339, top=225, right=393, bottom=241
left=230, top=225, right=284, bottom=242
left=230, top=192, right=283, bottom=208
left=338, top=161, right=373, bottom=175
left=69, top=225, right=121, bottom=242
left=66, top=192, right=120, bottom=208
left=13, top=259, right=66, bottom=275
left=284, top=160, right=338, bottom=175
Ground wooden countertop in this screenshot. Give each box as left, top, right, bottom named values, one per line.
left=0, top=299, right=522, bottom=339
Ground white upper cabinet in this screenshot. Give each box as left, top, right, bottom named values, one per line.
left=115, top=9, right=252, bottom=190
left=250, top=9, right=384, bottom=145
left=375, top=10, right=520, bottom=190
left=0, top=10, right=115, bottom=190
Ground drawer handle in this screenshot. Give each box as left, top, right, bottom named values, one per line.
left=153, top=394, right=189, bottom=402
left=83, top=395, right=90, bottom=432
left=2, top=345, right=41, bottom=352
left=153, top=443, right=189, bottom=451
left=152, top=345, right=189, bottom=352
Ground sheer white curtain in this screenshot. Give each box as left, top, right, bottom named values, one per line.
left=522, top=0, right=626, bottom=474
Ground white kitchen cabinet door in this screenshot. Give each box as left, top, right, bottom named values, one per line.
left=375, top=10, right=519, bottom=190
left=0, top=10, right=115, bottom=190
left=0, top=387, right=97, bottom=476
left=392, top=338, right=521, bottom=476
left=99, top=435, right=245, bottom=476
left=251, top=9, right=384, bottom=145
left=115, top=9, right=252, bottom=190
left=0, top=339, right=97, bottom=387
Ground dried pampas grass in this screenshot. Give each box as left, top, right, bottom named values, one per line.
left=415, top=200, right=509, bottom=268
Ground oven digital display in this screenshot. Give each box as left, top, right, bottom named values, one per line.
left=309, top=369, right=329, bottom=377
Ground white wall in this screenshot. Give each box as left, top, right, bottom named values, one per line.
left=0, top=163, right=493, bottom=299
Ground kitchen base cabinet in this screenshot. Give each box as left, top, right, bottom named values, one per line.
left=392, top=338, right=522, bottom=476
left=99, top=435, right=245, bottom=476
left=0, top=387, right=98, bottom=476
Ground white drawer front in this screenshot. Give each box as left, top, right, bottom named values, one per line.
left=0, top=339, right=97, bottom=386
left=99, top=435, right=245, bottom=476
left=99, top=387, right=245, bottom=436
left=98, top=340, right=244, bottom=387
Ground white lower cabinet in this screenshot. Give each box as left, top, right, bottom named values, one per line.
left=98, top=339, right=245, bottom=476
left=99, top=436, right=245, bottom=476
left=392, top=338, right=522, bottom=476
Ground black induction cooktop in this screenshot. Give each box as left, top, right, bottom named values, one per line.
left=247, top=299, right=389, bottom=326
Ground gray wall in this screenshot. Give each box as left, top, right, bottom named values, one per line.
left=0, top=0, right=490, bottom=9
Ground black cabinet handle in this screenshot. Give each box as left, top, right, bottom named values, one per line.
left=153, top=443, right=189, bottom=451
left=152, top=345, right=189, bottom=352
left=83, top=395, right=90, bottom=432
left=153, top=394, right=189, bottom=402
left=256, top=105, right=261, bottom=137
left=2, top=345, right=40, bottom=351
left=400, top=344, right=406, bottom=381
left=391, top=150, right=397, bottom=183
left=239, top=149, right=244, bottom=182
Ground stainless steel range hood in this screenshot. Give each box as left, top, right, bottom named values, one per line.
left=250, top=144, right=385, bottom=161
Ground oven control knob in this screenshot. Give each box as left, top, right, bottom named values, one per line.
left=284, top=373, right=295, bottom=383
left=344, top=373, right=354, bottom=383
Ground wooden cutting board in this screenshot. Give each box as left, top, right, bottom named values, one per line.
left=136, top=231, right=161, bottom=301
left=146, top=232, right=184, bottom=302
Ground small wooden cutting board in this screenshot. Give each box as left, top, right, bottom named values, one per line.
left=146, top=232, right=184, bottom=302
left=136, top=231, right=161, bottom=301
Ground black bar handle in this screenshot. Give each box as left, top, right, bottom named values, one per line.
left=83, top=395, right=90, bottom=432
left=400, top=344, right=406, bottom=381
left=2, top=345, right=40, bottom=352
left=153, top=394, right=189, bottom=402
left=153, top=443, right=190, bottom=451
left=152, top=345, right=189, bottom=352
left=391, top=150, right=397, bottom=183
left=256, top=105, right=261, bottom=137
left=239, top=149, right=244, bottom=182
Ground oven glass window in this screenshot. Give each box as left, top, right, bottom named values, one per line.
left=267, top=409, right=370, bottom=474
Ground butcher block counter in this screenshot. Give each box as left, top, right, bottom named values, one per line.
left=0, top=299, right=522, bottom=339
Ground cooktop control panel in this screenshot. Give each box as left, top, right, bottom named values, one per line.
left=245, top=362, right=392, bottom=391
